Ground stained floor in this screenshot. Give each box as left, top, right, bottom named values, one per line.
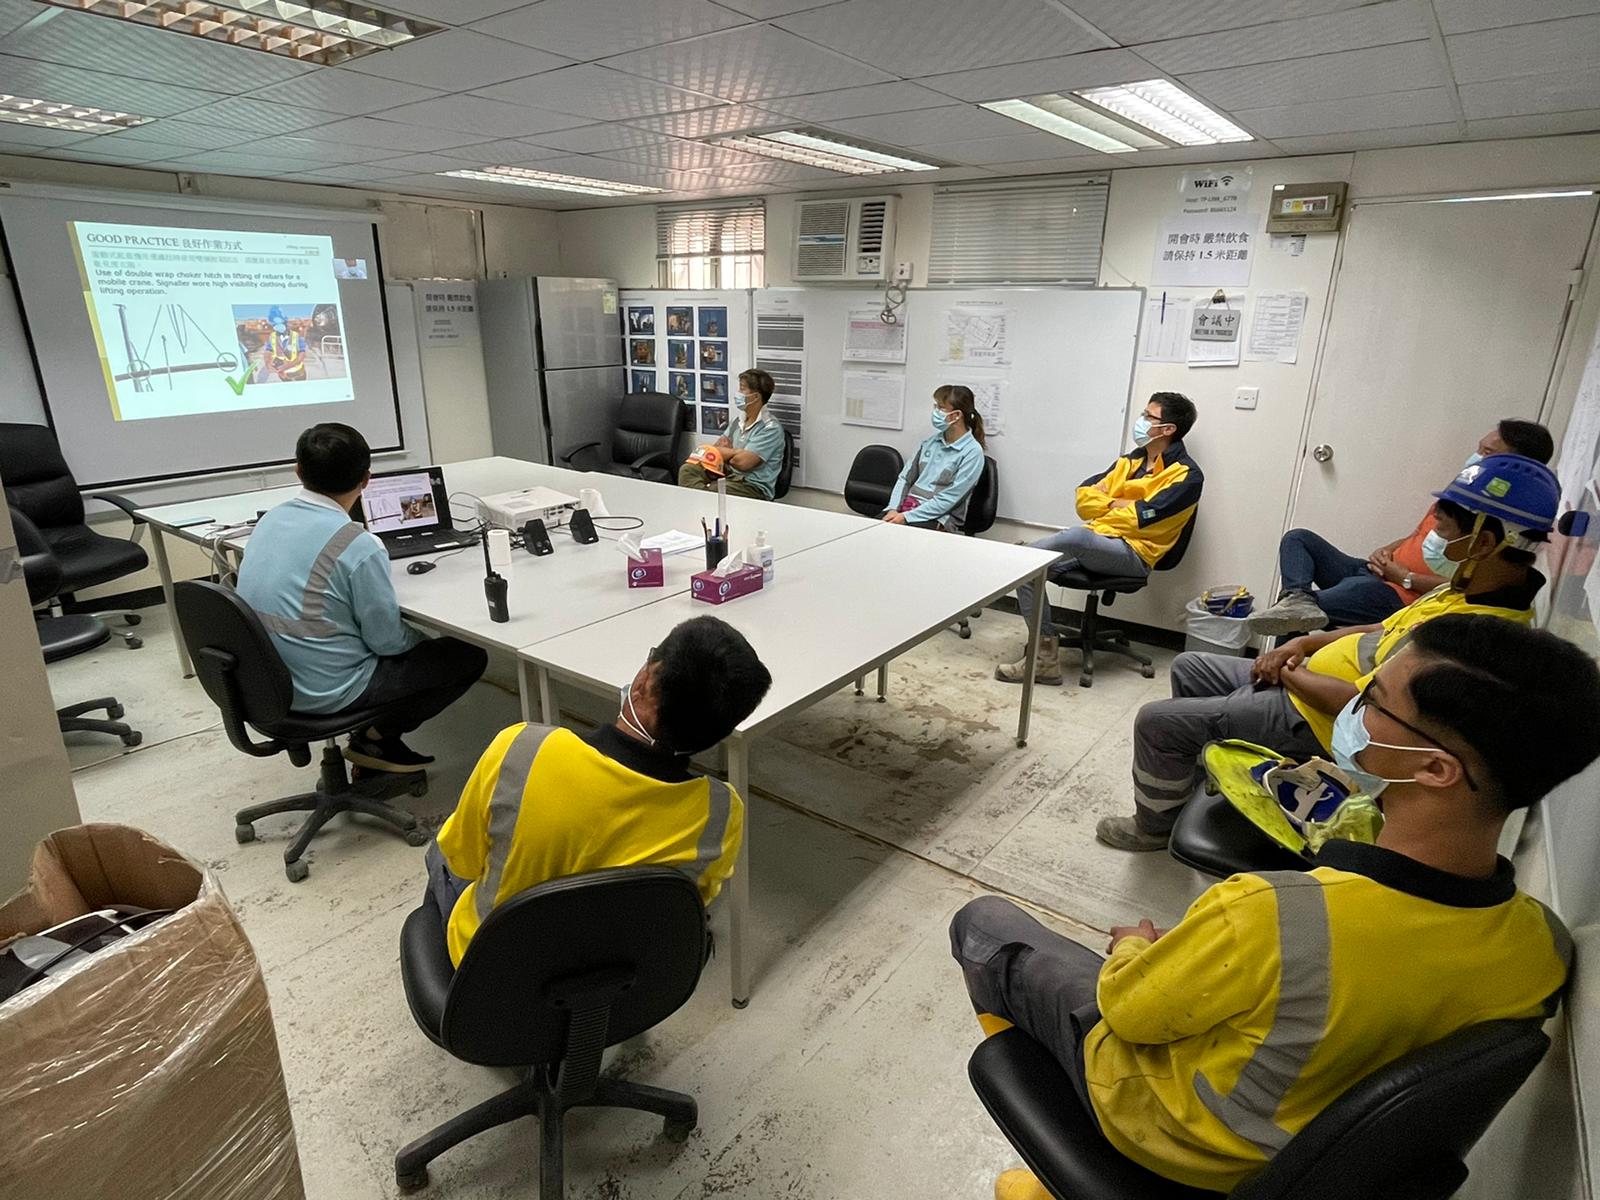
left=55, top=604, right=1210, bottom=1199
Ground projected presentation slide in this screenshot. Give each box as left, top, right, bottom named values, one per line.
left=70, top=221, right=353, bottom=422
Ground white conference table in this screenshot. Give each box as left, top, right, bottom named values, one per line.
left=522, top=522, right=1058, bottom=1006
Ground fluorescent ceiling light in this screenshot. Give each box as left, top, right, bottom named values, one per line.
left=438, top=166, right=664, bottom=197
left=1429, top=190, right=1597, bottom=203
left=1074, top=79, right=1252, bottom=147
left=981, top=97, right=1162, bottom=154
left=717, top=130, right=937, bottom=175
left=40, top=0, right=442, bottom=66
left=0, top=94, right=152, bottom=134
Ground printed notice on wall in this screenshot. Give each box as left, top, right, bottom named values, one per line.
left=844, top=307, right=907, bottom=362
left=1244, top=292, right=1309, bottom=364
left=970, top=380, right=1007, bottom=436
left=842, top=367, right=906, bottom=429
left=1178, top=166, right=1251, bottom=215
left=1152, top=214, right=1257, bottom=288
left=1138, top=295, right=1192, bottom=363
left=942, top=303, right=1010, bottom=367
left=757, top=295, right=807, bottom=476
left=418, top=282, right=478, bottom=345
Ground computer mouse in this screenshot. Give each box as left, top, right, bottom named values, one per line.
left=406, top=560, right=437, bottom=575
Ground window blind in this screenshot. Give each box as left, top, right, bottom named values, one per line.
left=928, top=178, right=1108, bottom=285
left=656, top=199, right=765, bottom=261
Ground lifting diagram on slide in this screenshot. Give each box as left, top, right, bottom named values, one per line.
left=112, top=301, right=238, bottom=391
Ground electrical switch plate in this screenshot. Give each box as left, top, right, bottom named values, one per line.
left=1235, top=386, right=1259, bottom=410
left=894, top=261, right=913, bottom=282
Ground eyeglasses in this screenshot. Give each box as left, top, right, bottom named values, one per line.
left=1354, top=682, right=1479, bottom=791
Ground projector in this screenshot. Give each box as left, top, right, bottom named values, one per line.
left=477, top=486, right=581, bottom=531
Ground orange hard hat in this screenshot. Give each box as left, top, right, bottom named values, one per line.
left=698, top=445, right=726, bottom=476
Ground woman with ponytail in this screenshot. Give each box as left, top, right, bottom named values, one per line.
left=882, top=384, right=987, bottom=532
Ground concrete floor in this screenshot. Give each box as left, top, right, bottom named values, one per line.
left=54, top=604, right=1210, bottom=1199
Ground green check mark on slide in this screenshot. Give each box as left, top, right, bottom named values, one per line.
left=224, top=371, right=249, bottom=396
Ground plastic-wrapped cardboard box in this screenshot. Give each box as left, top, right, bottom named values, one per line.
left=0, top=825, right=305, bottom=1200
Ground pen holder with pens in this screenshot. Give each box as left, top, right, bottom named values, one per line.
left=704, top=535, right=728, bottom=572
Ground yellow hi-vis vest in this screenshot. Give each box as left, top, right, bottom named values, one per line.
left=436, top=723, right=742, bottom=966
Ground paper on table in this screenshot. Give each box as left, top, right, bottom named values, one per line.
left=844, top=307, right=907, bottom=362
left=842, top=367, right=906, bottom=429
left=1244, top=291, right=1309, bottom=364
left=1139, top=295, right=1190, bottom=362
left=641, top=530, right=704, bottom=556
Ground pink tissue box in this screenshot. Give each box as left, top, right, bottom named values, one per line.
left=691, top=562, right=764, bottom=604
left=626, top=547, right=664, bottom=588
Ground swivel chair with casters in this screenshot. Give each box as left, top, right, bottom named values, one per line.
left=1169, top=790, right=1311, bottom=879
left=0, top=421, right=150, bottom=647
left=954, top=456, right=999, bottom=638
left=772, top=428, right=797, bottom=500
left=843, top=444, right=904, bottom=517
left=1053, top=515, right=1198, bottom=689
left=174, top=580, right=429, bottom=884
left=14, top=506, right=142, bottom=747
left=395, top=867, right=707, bottom=1196
left=560, top=392, right=681, bottom=485
left=969, top=1019, right=1550, bottom=1200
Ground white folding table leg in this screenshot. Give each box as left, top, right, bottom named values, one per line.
left=537, top=666, right=556, bottom=727
left=150, top=528, right=193, bottom=678
left=876, top=663, right=889, bottom=702
left=728, top=733, right=752, bottom=1009
left=517, top=658, right=536, bottom=723
left=1018, top=567, right=1047, bottom=748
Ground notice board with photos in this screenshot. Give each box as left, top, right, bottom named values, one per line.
left=618, top=289, right=754, bottom=444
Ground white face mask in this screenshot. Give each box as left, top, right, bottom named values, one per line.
left=1329, top=695, right=1441, bottom=798
left=618, top=678, right=656, bottom=747
left=1421, top=529, right=1472, bottom=578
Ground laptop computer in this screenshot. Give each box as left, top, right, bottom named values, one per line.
left=352, top=466, right=476, bottom=560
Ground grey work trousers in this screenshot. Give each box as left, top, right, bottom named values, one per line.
left=1016, top=527, right=1148, bottom=639
left=950, top=895, right=1103, bottom=1124
left=1130, top=652, right=1325, bottom=836
left=424, top=840, right=472, bottom=942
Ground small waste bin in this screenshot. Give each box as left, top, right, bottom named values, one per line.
left=1185, top=586, right=1255, bottom=656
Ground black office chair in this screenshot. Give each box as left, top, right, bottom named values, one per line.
left=14, top=506, right=141, bottom=747
left=0, top=422, right=150, bottom=646
left=560, top=392, right=681, bottom=485
left=970, top=1020, right=1550, bottom=1200
left=174, top=580, right=429, bottom=883
left=769, top=428, right=797, bottom=500
left=1054, top=515, right=1198, bottom=689
left=954, top=456, right=1000, bottom=638
left=395, top=867, right=706, bottom=1196
left=843, top=444, right=905, bottom=517
left=1169, top=789, right=1311, bottom=879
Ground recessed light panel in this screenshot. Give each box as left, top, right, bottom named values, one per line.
left=438, top=166, right=664, bottom=197
left=715, top=130, right=937, bottom=175
left=1074, top=79, right=1252, bottom=147
left=0, top=94, right=152, bottom=134
left=980, top=97, right=1163, bottom=153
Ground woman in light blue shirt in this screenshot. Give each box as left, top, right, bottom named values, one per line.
left=884, top=385, right=988, bottom=531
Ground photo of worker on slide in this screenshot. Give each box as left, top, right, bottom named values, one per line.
left=233, top=304, right=348, bottom=386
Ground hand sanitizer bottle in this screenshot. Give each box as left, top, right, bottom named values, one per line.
left=753, top=530, right=775, bottom=584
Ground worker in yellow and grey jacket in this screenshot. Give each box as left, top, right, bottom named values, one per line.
left=955, top=614, right=1598, bottom=1198
left=996, top=392, right=1202, bottom=687
left=425, top=616, right=772, bottom=967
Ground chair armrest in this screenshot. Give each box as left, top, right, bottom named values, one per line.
left=89, top=492, right=148, bottom=545
left=629, top=449, right=671, bottom=473
left=560, top=440, right=602, bottom=467
left=9, top=506, right=63, bottom=606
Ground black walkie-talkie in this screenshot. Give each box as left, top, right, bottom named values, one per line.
left=481, top=530, right=508, bottom=623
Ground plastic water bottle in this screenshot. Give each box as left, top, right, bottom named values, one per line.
left=753, top=530, right=775, bottom=584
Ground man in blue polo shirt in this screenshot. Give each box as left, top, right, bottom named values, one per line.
left=237, top=424, right=486, bottom=773
left=678, top=369, right=787, bottom=499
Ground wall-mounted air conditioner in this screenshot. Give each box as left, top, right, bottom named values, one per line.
left=792, top=196, right=897, bottom=282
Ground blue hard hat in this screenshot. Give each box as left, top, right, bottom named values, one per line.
left=1431, top=453, right=1558, bottom=535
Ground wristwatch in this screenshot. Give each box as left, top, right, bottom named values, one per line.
left=1402, top=572, right=1415, bottom=590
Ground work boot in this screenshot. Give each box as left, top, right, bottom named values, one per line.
left=995, top=636, right=1062, bottom=685
left=1247, top=589, right=1328, bottom=637
left=995, top=1169, right=1051, bottom=1200
left=1095, top=815, right=1170, bottom=852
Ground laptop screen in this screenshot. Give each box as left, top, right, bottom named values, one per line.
left=361, top=469, right=445, bottom=536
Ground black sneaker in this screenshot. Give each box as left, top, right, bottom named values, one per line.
left=345, top=732, right=433, bottom=774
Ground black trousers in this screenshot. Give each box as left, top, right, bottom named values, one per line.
left=351, top=636, right=488, bottom=738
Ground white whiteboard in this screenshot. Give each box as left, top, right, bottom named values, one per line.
left=764, top=286, right=1142, bottom=526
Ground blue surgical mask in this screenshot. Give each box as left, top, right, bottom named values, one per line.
left=931, top=407, right=951, bottom=433
left=1132, top=415, right=1153, bottom=447
left=1420, top=529, right=1468, bottom=578
left=618, top=680, right=656, bottom=747
left=1330, top=696, right=1437, bottom=798
left=1463, top=452, right=1483, bottom=469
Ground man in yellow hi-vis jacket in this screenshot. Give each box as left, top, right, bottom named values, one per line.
left=425, top=617, right=771, bottom=968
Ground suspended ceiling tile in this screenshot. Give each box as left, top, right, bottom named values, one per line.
left=431, top=138, right=571, bottom=163
left=382, top=94, right=589, bottom=138
left=181, top=95, right=332, bottom=131
left=1447, top=15, right=1600, bottom=84
left=341, top=29, right=569, bottom=89
left=1457, top=68, right=1600, bottom=120
left=985, top=156, right=1122, bottom=176
left=0, top=121, right=94, bottom=147
left=1233, top=87, right=1459, bottom=138
left=290, top=116, right=492, bottom=153
left=515, top=152, right=680, bottom=183
left=822, top=104, right=1025, bottom=146
left=762, top=82, right=955, bottom=123
left=297, top=163, right=417, bottom=181
left=1268, top=123, right=1462, bottom=154
left=233, top=135, right=399, bottom=164
left=529, top=123, right=677, bottom=153
left=96, top=119, right=248, bottom=151
left=1137, top=1, right=1431, bottom=74
left=596, top=140, right=766, bottom=170
left=379, top=0, right=532, bottom=23
left=598, top=25, right=894, bottom=103
left=472, top=0, right=748, bottom=61
left=693, top=159, right=847, bottom=184
left=0, top=5, right=315, bottom=92
left=1467, top=109, right=1600, bottom=139
left=1062, top=0, right=1370, bottom=45
left=0, top=0, right=38, bottom=37
left=35, top=145, right=177, bottom=165
left=1433, top=0, right=1600, bottom=35
left=915, top=130, right=1105, bottom=165
left=1112, top=143, right=1285, bottom=164
left=1178, top=41, right=1443, bottom=110
left=158, top=148, right=310, bottom=174
left=916, top=49, right=1152, bottom=103
left=244, top=70, right=445, bottom=117
left=775, top=0, right=1103, bottom=76
left=474, top=64, right=719, bottom=120
left=711, top=0, right=841, bottom=16
left=370, top=150, right=494, bottom=172
left=626, top=104, right=786, bottom=137
left=0, top=55, right=227, bottom=117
